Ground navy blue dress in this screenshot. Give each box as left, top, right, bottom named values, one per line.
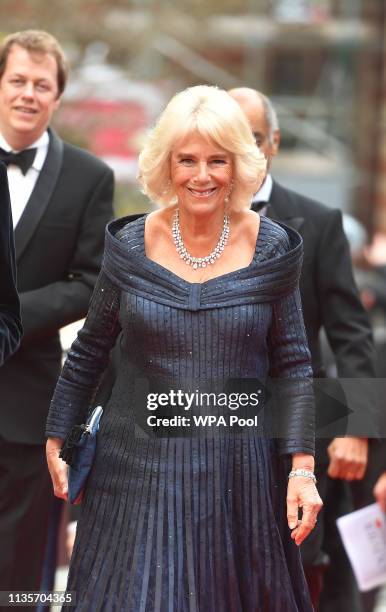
left=47, top=215, right=314, bottom=611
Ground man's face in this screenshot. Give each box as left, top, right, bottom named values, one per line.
left=233, top=95, right=280, bottom=169
left=0, top=44, right=60, bottom=149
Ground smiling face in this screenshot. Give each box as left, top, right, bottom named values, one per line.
left=170, top=131, right=233, bottom=216
left=0, top=44, right=60, bottom=149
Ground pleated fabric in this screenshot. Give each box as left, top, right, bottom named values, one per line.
left=46, top=215, right=314, bottom=611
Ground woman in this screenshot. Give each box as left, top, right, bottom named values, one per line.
left=46, top=85, right=322, bottom=611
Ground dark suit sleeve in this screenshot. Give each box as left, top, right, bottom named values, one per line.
left=316, top=209, right=377, bottom=434
left=19, top=167, right=114, bottom=341
left=0, top=164, right=22, bottom=365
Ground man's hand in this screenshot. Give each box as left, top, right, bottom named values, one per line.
left=327, top=437, right=368, bottom=480
left=373, top=472, right=386, bottom=512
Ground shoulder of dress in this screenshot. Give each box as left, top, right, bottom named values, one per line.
left=106, top=214, right=146, bottom=247
left=101, top=215, right=147, bottom=289
left=259, top=216, right=292, bottom=254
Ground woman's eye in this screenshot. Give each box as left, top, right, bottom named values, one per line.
left=180, top=159, right=194, bottom=165
left=211, top=159, right=226, bottom=165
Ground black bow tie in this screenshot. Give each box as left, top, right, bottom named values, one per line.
left=251, top=200, right=269, bottom=213
left=0, top=147, right=37, bottom=175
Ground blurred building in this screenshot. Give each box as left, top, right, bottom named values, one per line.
left=121, top=0, right=383, bottom=232
left=2, top=0, right=385, bottom=228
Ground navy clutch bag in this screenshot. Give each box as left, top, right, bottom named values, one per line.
left=59, top=405, right=103, bottom=504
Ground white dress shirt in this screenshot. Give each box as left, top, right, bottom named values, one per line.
left=254, top=173, right=273, bottom=203
left=251, top=173, right=273, bottom=215
left=0, top=131, right=49, bottom=228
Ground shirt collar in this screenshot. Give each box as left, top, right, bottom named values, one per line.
left=253, top=173, right=273, bottom=203
left=0, top=131, right=49, bottom=171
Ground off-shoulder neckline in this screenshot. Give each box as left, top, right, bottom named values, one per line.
left=138, top=214, right=267, bottom=288
left=103, top=214, right=303, bottom=307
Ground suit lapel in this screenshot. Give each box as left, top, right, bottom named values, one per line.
left=14, top=130, right=63, bottom=261
left=267, top=180, right=305, bottom=233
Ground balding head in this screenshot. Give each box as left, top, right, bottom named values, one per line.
left=228, top=87, right=280, bottom=164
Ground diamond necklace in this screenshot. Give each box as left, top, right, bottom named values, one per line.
left=172, top=208, right=230, bottom=269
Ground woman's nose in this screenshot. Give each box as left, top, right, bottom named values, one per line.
left=194, top=162, right=210, bottom=182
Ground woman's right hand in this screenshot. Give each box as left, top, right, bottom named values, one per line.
left=46, top=437, right=68, bottom=500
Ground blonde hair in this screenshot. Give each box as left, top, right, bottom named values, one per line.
left=138, top=85, right=266, bottom=211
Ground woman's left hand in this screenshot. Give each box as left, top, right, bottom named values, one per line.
left=287, top=477, right=323, bottom=546
left=46, top=437, right=68, bottom=501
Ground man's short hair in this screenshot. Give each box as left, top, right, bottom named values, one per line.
left=258, top=93, right=279, bottom=141
left=0, top=30, right=68, bottom=97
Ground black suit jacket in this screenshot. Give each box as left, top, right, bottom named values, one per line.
left=0, top=163, right=22, bottom=366
left=260, top=180, right=376, bottom=446
left=0, top=130, right=114, bottom=444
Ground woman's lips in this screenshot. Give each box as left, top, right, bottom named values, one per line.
left=187, top=187, right=217, bottom=197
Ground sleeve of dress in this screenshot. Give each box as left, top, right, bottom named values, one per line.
left=267, top=243, right=315, bottom=457
left=45, top=270, right=121, bottom=439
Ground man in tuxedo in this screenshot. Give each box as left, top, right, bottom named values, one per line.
left=0, top=30, right=114, bottom=596
left=0, top=163, right=22, bottom=366
left=228, top=88, right=376, bottom=611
